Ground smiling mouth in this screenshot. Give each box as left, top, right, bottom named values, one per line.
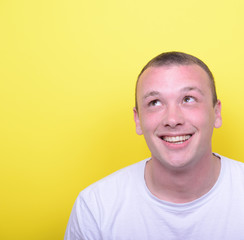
left=161, top=135, right=192, bottom=144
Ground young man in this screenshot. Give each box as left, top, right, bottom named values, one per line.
left=65, top=52, right=244, bottom=240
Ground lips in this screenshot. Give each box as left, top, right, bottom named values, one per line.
left=161, top=134, right=192, bottom=144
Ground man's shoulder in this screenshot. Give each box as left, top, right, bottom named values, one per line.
left=220, top=154, right=244, bottom=167
left=219, top=154, right=244, bottom=177
left=78, top=158, right=149, bottom=200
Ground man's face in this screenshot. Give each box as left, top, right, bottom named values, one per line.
left=134, top=64, right=222, bottom=170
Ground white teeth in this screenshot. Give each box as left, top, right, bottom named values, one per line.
left=162, top=135, right=191, bottom=143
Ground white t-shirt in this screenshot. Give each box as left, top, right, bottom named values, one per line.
left=65, top=154, right=244, bottom=240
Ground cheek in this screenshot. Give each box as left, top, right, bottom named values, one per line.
left=140, top=112, right=161, bottom=133
left=186, top=108, right=215, bottom=129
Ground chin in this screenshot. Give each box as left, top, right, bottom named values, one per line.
left=156, top=154, right=195, bottom=171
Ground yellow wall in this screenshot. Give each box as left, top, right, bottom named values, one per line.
left=1, top=0, right=244, bottom=239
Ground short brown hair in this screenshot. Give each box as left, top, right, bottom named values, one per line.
left=135, top=51, right=217, bottom=110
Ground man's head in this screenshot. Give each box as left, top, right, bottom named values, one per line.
left=135, top=51, right=217, bottom=111
left=133, top=52, right=222, bottom=170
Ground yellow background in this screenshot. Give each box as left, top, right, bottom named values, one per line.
left=1, top=0, right=244, bottom=239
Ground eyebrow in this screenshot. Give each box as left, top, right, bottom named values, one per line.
left=180, top=86, right=204, bottom=95
left=143, top=91, right=160, bottom=100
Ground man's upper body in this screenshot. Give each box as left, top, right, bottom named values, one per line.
left=65, top=52, right=244, bottom=239
left=64, top=154, right=244, bottom=240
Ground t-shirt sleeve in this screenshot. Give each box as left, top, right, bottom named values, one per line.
left=64, top=192, right=102, bottom=240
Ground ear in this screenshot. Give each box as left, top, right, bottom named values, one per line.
left=133, top=107, right=143, bottom=135
left=214, top=100, right=222, bottom=128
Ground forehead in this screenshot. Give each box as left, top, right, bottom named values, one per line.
left=137, top=64, right=211, bottom=95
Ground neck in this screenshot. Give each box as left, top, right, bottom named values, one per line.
left=145, top=153, right=221, bottom=203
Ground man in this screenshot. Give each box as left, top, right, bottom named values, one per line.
left=65, top=52, right=244, bottom=240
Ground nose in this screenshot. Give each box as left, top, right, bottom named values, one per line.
left=163, top=104, right=184, bottom=128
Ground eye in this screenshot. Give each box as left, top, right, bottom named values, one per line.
left=149, top=99, right=161, bottom=107
left=183, top=96, right=195, bottom=103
